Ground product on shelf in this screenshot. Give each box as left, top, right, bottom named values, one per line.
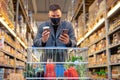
left=112, top=66, right=120, bottom=79
left=96, top=0, right=106, bottom=20
left=89, top=68, right=108, bottom=79
left=88, top=56, right=96, bottom=66
left=0, top=0, right=14, bottom=30
left=77, top=13, right=84, bottom=39
left=96, top=52, right=107, bottom=65
left=88, top=52, right=107, bottom=66
left=0, top=52, right=5, bottom=65
left=16, top=60, right=25, bottom=68
left=109, top=15, right=120, bottom=31
left=8, top=73, right=24, bottom=80
left=88, top=0, right=98, bottom=26
left=111, top=47, right=120, bottom=63
left=107, top=0, right=120, bottom=11
left=112, top=31, right=120, bottom=44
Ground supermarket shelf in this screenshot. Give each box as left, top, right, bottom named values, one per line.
left=88, top=64, right=107, bottom=68
left=19, top=0, right=34, bottom=37
left=0, top=49, right=14, bottom=58
left=0, top=18, right=16, bottom=37
left=88, top=36, right=106, bottom=47
left=71, top=1, right=83, bottom=21
left=0, top=18, right=27, bottom=49
left=94, top=48, right=106, bottom=55
left=93, top=48, right=106, bottom=54
left=110, top=62, right=120, bottom=66
left=88, top=48, right=106, bottom=57
left=17, top=49, right=24, bottom=54
left=4, top=39, right=15, bottom=49
left=0, top=64, right=14, bottom=69
left=16, top=37, right=27, bottom=49
left=109, top=42, right=120, bottom=49
left=107, top=2, right=120, bottom=18
left=4, top=38, right=26, bottom=57
left=19, top=0, right=28, bottom=21
left=88, top=53, right=94, bottom=57
left=16, top=57, right=26, bottom=62
left=108, top=26, right=120, bottom=35
left=16, top=66, right=25, bottom=69
left=77, top=18, right=105, bottom=45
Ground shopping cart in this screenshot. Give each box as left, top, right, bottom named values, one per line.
left=25, top=47, right=89, bottom=80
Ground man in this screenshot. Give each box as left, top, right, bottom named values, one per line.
left=34, top=3, right=76, bottom=61
left=34, top=4, right=77, bottom=78
left=34, top=4, right=76, bottom=47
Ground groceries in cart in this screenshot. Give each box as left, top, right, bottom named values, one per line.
left=26, top=47, right=89, bottom=80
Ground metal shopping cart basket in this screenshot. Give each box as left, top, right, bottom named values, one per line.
left=25, top=47, right=89, bottom=80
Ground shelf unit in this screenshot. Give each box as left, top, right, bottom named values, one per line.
left=0, top=0, right=35, bottom=79
left=72, top=0, right=120, bottom=79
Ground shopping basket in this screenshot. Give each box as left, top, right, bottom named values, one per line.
left=25, top=47, right=89, bottom=80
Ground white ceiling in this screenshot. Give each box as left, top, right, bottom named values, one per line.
left=28, top=0, right=72, bottom=22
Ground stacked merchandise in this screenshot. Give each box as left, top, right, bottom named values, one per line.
left=109, top=15, right=120, bottom=31
left=88, top=26, right=106, bottom=55
left=87, top=0, right=106, bottom=32
left=88, top=52, right=107, bottom=67
left=112, top=31, right=120, bottom=44
left=0, top=0, right=14, bottom=30
left=0, top=52, right=15, bottom=67
left=89, top=68, right=108, bottom=79
left=96, top=0, right=106, bottom=21
left=112, top=66, right=120, bottom=79
left=17, top=15, right=27, bottom=45
left=87, top=0, right=98, bottom=31
left=107, top=0, right=120, bottom=11
left=8, top=73, right=24, bottom=80
left=111, top=47, right=120, bottom=64
left=77, top=13, right=84, bottom=40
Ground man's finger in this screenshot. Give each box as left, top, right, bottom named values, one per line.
left=42, top=31, right=50, bottom=36
left=60, top=35, right=67, bottom=39
left=62, top=34, right=69, bottom=37
left=59, top=36, right=66, bottom=42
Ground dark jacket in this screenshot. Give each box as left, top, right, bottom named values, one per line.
left=33, top=21, right=76, bottom=62
left=34, top=21, right=76, bottom=47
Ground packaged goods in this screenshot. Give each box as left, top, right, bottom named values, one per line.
left=44, top=63, right=56, bottom=78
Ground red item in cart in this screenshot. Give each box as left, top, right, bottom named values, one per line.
left=64, top=67, right=79, bottom=80
left=45, top=63, right=56, bottom=78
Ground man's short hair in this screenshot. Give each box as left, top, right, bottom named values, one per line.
left=49, top=4, right=61, bottom=11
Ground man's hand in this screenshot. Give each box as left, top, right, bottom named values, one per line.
left=59, top=33, right=70, bottom=44
left=42, top=30, right=50, bottom=43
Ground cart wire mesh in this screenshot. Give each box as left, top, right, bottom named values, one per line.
left=26, top=47, right=89, bottom=80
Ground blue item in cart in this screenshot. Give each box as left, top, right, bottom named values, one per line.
left=55, top=64, right=65, bottom=77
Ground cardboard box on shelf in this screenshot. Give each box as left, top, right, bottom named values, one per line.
left=8, top=73, right=24, bottom=80
left=112, top=66, right=120, bottom=79
left=0, top=56, right=5, bottom=64
left=107, top=0, right=120, bottom=11
left=9, top=59, right=14, bottom=67
left=113, top=31, right=120, bottom=44
left=88, top=0, right=99, bottom=25
left=77, top=13, right=84, bottom=38
left=96, top=0, right=106, bottom=21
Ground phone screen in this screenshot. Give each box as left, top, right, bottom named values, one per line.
left=62, top=29, right=68, bottom=34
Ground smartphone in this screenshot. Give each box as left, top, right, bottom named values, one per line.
left=62, top=29, right=68, bottom=34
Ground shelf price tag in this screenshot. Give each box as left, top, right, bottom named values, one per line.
left=0, top=37, right=4, bottom=48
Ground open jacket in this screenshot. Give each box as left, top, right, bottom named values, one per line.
left=34, top=21, right=76, bottom=47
